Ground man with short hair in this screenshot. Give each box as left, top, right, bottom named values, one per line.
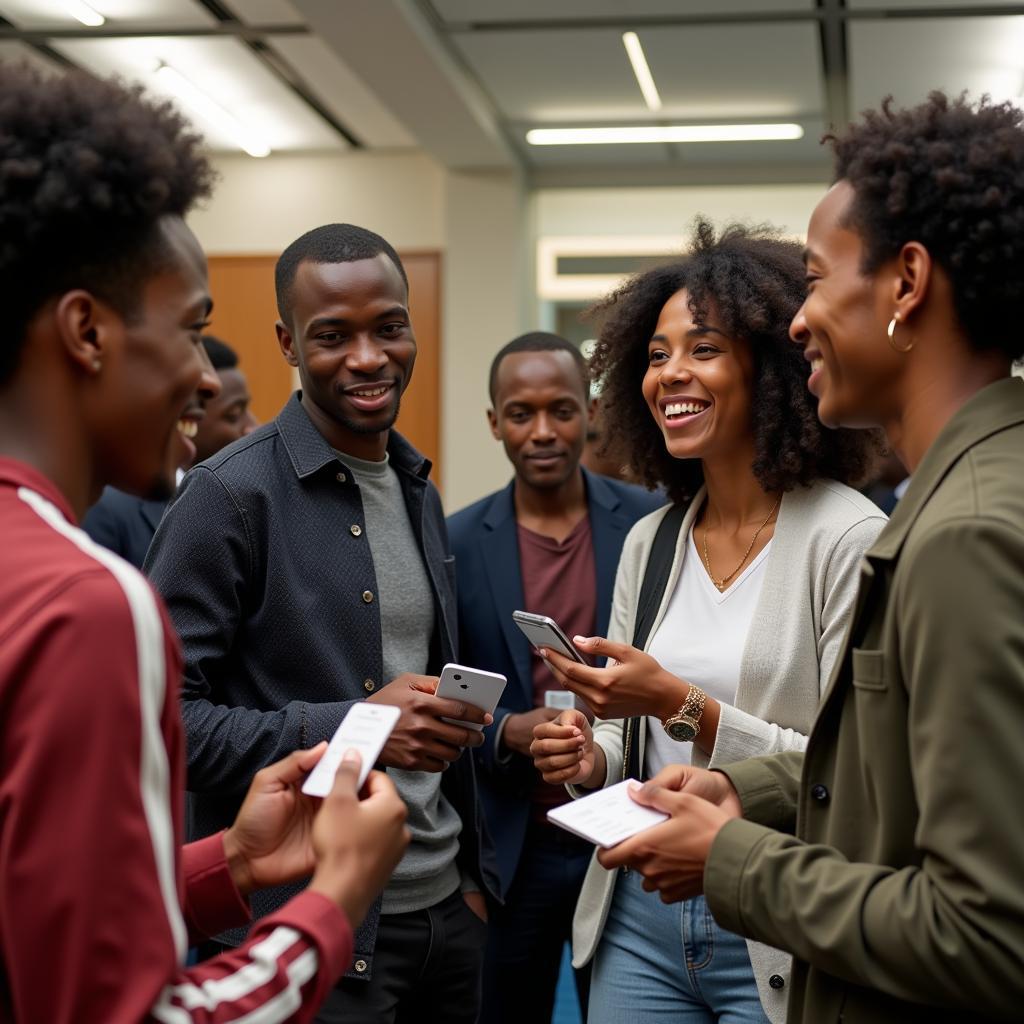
left=83, top=335, right=257, bottom=567
left=0, top=62, right=409, bottom=1024
left=146, top=223, right=499, bottom=1023
left=447, top=332, right=662, bottom=1023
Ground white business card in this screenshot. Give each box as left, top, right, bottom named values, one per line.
left=547, top=779, right=668, bottom=848
left=302, top=702, right=401, bottom=797
left=544, top=689, right=577, bottom=711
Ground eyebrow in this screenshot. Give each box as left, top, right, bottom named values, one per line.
left=649, top=325, right=724, bottom=343
left=307, top=306, right=409, bottom=332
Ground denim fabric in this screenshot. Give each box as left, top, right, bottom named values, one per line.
left=588, top=869, right=768, bottom=1024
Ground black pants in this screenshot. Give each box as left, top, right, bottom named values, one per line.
left=315, top=888, right=486, bottom=1024
left=480, top=821, right=592, bottom=1024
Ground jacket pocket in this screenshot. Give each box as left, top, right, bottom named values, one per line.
left=850, top=648, right=886, bottom=691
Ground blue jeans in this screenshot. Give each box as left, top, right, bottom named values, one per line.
left=588, top=869, right=768, bottom=1024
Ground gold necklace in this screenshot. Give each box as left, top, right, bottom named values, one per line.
left=701, top=495, right=781, bottom=592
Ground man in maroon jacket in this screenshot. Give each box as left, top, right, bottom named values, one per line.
left=0, top=62, right=409, bottom=1023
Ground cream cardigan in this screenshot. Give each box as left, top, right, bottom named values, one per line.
left=570, top=479, right=887, bottom=1024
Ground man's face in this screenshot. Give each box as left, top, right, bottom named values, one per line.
left=488, top=349, right=591, bottom=491
left=90, top=216, right=212, bottom=500
left=193, top=365, right=257, bottom=464
left=276, top=254, right=416, bottom=446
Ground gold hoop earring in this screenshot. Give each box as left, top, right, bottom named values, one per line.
left=887, top=315, right=914, bottom=354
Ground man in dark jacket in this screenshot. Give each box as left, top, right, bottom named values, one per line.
left=448, top=333, right=661, bottom=1023
left=147, top=224, right=499, bottom=1024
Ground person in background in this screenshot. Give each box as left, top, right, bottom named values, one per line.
left=146, top=223, right=499, bottom=1024
left=598, top=92, right=1024, bottom=1024
left=447, top=332, right=661, bottom=1023
left=83, top=335, right=257, bottom=567
left=0, top=61, right=409, bottom=1024
left=193, top=334, right=260, bottom=464
left=531, top=223, right=885, bottom=1024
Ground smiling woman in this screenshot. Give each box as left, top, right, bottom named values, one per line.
left=530, top=221, right=887, bottom=1024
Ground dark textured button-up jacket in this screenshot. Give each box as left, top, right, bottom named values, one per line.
left=145, top=392, right=499, bottom=978
left=706, top=377, right=1024, bottom=1023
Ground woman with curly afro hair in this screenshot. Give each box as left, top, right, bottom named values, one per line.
left=530, top=221, right=886, bottom=1024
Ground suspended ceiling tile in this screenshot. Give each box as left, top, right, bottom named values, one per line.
left=849, top=16, right=1024, bottom=113
left=52, top=35, right=348, bottom=152
left=268, top=33, right=417, bottom=148
left=433, top=0, right=815, bottom=24
left=0, top=0, right=214, bottom=29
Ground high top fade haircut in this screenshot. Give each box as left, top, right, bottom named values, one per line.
left=488, top=332, right=589, bottom=405
left=274, top=223, right=408, bottom=326
left=0, top=62, right=214, bottom=387
left=828, top=91, right=1024, bottom=363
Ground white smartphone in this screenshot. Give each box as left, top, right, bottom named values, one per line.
left=435, top=663, right=507, bottom=730
left=301, top=702, right=401, bottom=797
left=512, top=610, right=587, bottom=664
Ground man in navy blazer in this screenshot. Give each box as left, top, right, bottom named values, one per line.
left=448, top=333, right=662, bottom=1024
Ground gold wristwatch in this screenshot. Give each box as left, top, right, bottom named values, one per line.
left=662, top=684, right=707, bottom=742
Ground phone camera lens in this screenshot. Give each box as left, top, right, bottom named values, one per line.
left=453, top=673, right=462, bottom=680
left=460, top=683, right=468, bottom=689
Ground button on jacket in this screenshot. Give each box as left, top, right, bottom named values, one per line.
left=706, top=377, right=1024, bottom=1023
left=145, top=392, right=499, bottom=978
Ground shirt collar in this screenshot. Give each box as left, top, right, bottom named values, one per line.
left=0, top=457, right=78, bottom=524
left=868, top=376, right=1024, bottom=562
left=275, top=391, right=432, bottom=481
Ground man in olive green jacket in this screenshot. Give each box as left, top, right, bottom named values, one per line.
left=600, top=376, right=1024, bottom=1024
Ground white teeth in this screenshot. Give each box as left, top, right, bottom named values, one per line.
left=352, top=385, right=388, bottom=398
left=178, top=419, right=198, bottom=439
left=811, top=358, right=824, bottom=373
left=665, top=401, right=707, bottom=417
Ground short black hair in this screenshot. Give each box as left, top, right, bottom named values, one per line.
left=488, top=332, right=589, bottom=404
left=589, top=220, right=881, bottom=505
left=201, top=335, right=239, bottom=371
left=275, top=223, right=408, bottom=325
left=828, top=91, right=1024, bottom=362
left=0, top=62, right=214, bottom=386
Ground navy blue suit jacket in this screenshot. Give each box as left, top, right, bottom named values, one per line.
left=82, top=486, right=167, bottom=569
left=447, top=469, right=663, bottom=896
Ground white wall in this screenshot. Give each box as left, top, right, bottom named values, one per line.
left=189, top=151, right=445, bottom=253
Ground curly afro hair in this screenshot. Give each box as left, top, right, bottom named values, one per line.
left=0, top=62, right=215, bottom=385
left=828, top=91, right=1024, bottom=362
left=588, top=220, right=881, bottom=505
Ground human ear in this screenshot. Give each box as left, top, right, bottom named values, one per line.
left=275, top=320, right=299, bottom=368
left=892, top=241, right=932, bottom=324
left=486, top=407, right=501, bottom=441
left=54, top=290, right=120, bottom=376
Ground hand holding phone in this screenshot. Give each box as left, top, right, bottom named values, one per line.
left=302, top=702, right=401, bottom=797
left=435, top=663, right=507, bottom=730
left=512, top=611, right=586, bottom=664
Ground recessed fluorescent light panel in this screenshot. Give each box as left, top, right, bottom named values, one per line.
left=526, top=124, right=805, bottom=146
left=62, top=0, right=105, bottom=26
left=622, top=31, right=661, bottom=111
left=156, top=63, right=272, bottom=158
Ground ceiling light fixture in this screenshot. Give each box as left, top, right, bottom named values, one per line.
left=622, top=31, right=661, bottom=111
left=62, top=0, right=105, bottom=27
left=526, top=123, right=805, bottom=146
left=156, top=63, right=271, bottom=158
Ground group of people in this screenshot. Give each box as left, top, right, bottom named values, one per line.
left=1, top=57, right=1023, bottom=1024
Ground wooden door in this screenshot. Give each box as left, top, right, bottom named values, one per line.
left=206, top=252, right=443, bottom=489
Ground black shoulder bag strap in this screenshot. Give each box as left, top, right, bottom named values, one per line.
left=621, top=502, right=688, bottom=782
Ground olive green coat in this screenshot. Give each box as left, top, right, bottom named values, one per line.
left=706, top=377, right=1024, bottom=1023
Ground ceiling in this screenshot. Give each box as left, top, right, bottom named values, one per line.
left=2, top=0, right=1023, bottom=186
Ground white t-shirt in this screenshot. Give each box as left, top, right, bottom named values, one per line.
left=644, top=526, right=771, bottom=778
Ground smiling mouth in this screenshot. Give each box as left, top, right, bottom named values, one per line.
left=662, top=398, right=711, bottom=425
left=177, top=418, right=199, bottom=439
left=346, top=383, right=393, bottom=399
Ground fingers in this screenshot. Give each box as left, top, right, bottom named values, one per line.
left=361, top=767, right=401, bottom=803
left=254, top=741, right=329, bottom=788
left=644, top=763, right=691, bottom=792
left=629, top=783, right=693, bottom=816
left=529, top=729, right=585, bottom=758
left=430, top=695, right=490, bottom=726
left=573, top=635, right=632, bottom=663
left=596, top=836, right=637, bottom=871
left=555, top=708, right=588, bottom=730
left=324, top=751, right=362, bottom=801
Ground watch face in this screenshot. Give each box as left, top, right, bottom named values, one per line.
left=666, top=717, right=697, bottom=742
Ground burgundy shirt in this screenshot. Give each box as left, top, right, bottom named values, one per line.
left=517, top=515, right=597, bottom=816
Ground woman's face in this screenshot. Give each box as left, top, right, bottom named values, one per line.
left=790, top=180, right=903, bottom=429
left=641, top=288, right=756, bottom=464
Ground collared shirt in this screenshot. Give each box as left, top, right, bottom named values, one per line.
left=145, top=392, right=496, bottom=975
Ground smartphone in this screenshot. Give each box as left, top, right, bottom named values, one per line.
left=301, top=702, right=401, bottom=797
left=435, top=663, right=507, bottom=730
left=512, top=610, right=587, bottom=664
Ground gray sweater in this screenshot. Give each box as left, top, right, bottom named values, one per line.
left=570, top=479, right=887, bottom=1023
